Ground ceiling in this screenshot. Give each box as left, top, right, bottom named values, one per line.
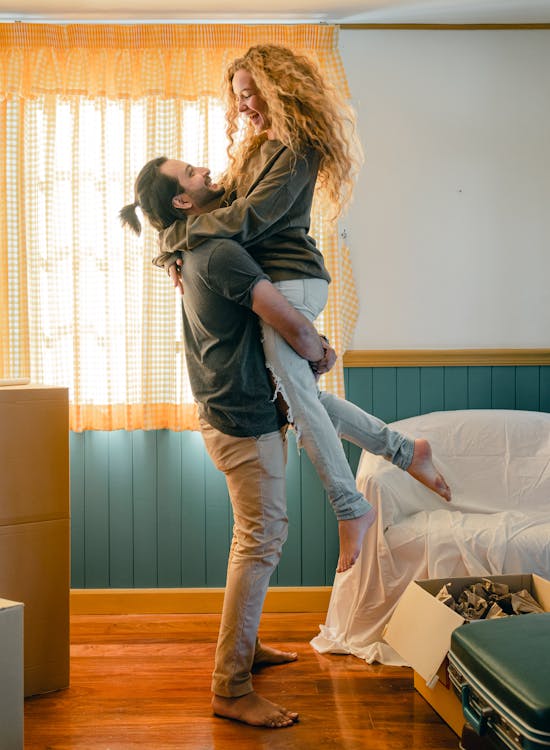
left=2, top=0, right=550, bottom=24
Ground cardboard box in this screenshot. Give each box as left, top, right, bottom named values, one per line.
left=0, top=386, right=70, bottom=697
left=0, top=385, right=69, bottom=526
left=413, top=660, right=465, bottom=735
left=384, top=574, right=550, bottom=735
left=0, top=520, right=70, bottom=696
left=0, top=598, right=24, bottom=750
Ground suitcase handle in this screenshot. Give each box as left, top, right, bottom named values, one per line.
left=461, top=685, right=492, bottom=735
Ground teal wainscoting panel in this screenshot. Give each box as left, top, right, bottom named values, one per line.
left=468, top=367, right=492, bottom=408
left=300, top=451, right=327, bottom=586
left=69, top=432, right=85, bottom=588
left=181, top=431, right=207, bottom=587
left=344, top=366, right=374, bottom=476
left=516, top=367, right=541, bottom=412
left=132, top=431, right=158, bottom=587
left=443, top=367, right=469, bottom=411
left=420, top=367, right=445, bottom=414
left=396, top=367, right=421, bottom=421
left=541, top=367, right=550, bottom=412
left=108, top=431, right=134, bottom=587
left=492, top=367, right=516, bottom=409
left=84, top=432, right=110, bottom=587
left=372, top=367, right=397, bottom=423
left=346, top=364, right=374, bottom=414
left=157, top=431, right=183, bottom=587
left=69, top=364, right=549, bottom=589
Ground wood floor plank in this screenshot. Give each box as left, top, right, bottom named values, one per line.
left=24, top=613, right=459, bottom=749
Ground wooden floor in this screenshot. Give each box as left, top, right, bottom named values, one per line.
left=24, top=613, right=459, bottom=750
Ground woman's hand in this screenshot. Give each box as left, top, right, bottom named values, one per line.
left=168, top=259, right=184, bottom=295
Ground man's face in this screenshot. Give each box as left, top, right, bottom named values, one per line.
left=160, top=159, right=225, bottom=212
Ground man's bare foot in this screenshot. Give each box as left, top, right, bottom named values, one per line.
left=253, top=643, right=298, bottom=668
left=212, top=691, right=299, bottom=728
left=407, top=438, right=451, bottom=501
left=336, top=506, right=377, bottom=573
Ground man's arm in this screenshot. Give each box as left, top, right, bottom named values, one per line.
left=251, top=279, right=324, bottom=363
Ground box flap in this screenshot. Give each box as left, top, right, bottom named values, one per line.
left=0, top=598, right=23, bottom=611
left=532, top=574, right=550, bottom=612
left=383, top=580, right=464, bottom=684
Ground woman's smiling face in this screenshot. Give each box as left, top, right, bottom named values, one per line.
left=232, top=68, right=271, bottom=136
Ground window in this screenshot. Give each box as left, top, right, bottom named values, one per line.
left=13, top=95, right=228, bottom=428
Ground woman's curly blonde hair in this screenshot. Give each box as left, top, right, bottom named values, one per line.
left=221, top=44, right=363, bottom=221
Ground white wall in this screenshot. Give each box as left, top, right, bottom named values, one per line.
left=339, top=29, right=550, bottom=350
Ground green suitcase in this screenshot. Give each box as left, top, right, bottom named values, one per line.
left=448, top=613, right=550, bottom=750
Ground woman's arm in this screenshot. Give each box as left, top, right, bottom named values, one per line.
left=159, top=147, right=318, bottom=256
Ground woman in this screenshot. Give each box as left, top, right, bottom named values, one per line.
left=145, top=45, right=451, bottom=572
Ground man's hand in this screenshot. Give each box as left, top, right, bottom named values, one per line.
left=168, top=259, right=184, bottom=296
left=310, top=340, right=337, bottom=379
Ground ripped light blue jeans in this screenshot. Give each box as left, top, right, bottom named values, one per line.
left=260, top=277, right=415, bottom=521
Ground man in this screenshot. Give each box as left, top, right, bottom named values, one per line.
left=120, top=156, right=332, bottom=729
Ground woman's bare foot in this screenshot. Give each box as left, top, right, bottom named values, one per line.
left=407, top=438, right=451, bottom=501
left=254, top=643, right=298, bottom=668
left=212, top=691, right=299, bottom=728
left=336, top=506, right=377, bottom=573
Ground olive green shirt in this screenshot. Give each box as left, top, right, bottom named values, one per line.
left=155, top=141, right=331, bottom=284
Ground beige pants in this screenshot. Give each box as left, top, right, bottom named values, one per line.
left=200, top=419, right=288, bottom=697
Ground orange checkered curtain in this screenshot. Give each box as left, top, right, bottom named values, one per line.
left=0, top=23, right=359, bottom=430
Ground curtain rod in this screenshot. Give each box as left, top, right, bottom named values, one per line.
left=3, top=19, right=550, bottom=29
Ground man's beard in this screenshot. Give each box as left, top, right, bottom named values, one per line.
left=194, top=184, right=225, bottom=207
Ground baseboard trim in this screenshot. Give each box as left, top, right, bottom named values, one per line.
left=70, top=586, right=332, bottom=615
left=343, top=348, right=550, bottom=368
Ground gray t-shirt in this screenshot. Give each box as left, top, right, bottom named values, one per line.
left=180, top=236, right=283, bottom=437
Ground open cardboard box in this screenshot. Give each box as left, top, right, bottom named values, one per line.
left=383, top=573, right=550, bottom=735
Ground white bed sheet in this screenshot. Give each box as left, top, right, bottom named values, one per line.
left=310, top=409, right=550, bottom=664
